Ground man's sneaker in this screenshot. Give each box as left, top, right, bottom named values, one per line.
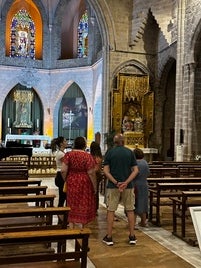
left=129, top=235, right=137, bottom=245
left=102, top=235, right=114, bottom=246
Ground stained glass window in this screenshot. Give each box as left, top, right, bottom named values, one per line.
left=10, top=9, right=35, bottom=59
left=77, top=10, right=88, bottom=58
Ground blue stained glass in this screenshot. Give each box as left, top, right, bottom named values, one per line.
left=9, top=9, right=35, bottom=59
left=77, top=10, right=88, bottom=58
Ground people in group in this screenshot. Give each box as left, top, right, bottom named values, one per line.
left=61, top=136, right=97, bottom=229
left=90, top=141, right=103, bottom=212
left=50, top=136, right=67, bottom=207
left=103, top=133, right=139, bottom=246
left=133, top=148, right=150, bottom=228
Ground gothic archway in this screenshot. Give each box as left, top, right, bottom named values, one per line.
left=58, top=83, right=87, bottom=144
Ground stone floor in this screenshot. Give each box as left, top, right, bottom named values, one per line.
left=41, top=177, right=201, bottom=268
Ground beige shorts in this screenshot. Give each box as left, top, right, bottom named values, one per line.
left=106, top=188, right=135, bottom=211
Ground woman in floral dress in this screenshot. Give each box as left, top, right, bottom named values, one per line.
left=61, top=136, right=96, bottom=228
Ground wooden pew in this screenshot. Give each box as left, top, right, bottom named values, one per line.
left=152, top=161, right=201, bottom=167
left=0, top=161, right=27, bottom=167
left=0, top=179, right=41, bottom=187
left=0, top=194, right=55, bottom=207
left=0, top=228, right=91, bottom=268
left=171, top=191, right=201, bottom=245
left=0, top=168, right=29, bottom=180
left=177, top=165, right=201, bottom=177
left=147, top=177, right=201, bottom=187
left=149, top=167, right=180, bottom=178
left=149, top=182, right=201, bottom=226
left=0, top=185, right=47, bottom=195
left=0, top=206, right=70, bottom=232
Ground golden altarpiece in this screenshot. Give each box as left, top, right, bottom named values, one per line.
left=112, top=74, right=154, bottom=149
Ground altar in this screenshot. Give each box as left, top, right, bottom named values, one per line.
left=141, top=147, right=158, bottom=163
left=124, top=144, right=158, bottom=163
left=5, top=134, right=52, bottom=155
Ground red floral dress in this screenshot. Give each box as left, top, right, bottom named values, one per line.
left=63, top=150, right=96, bottom=225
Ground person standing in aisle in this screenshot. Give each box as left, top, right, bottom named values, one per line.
left=90, top=141, right=103, bottom=213
left=51, top=136, right=67, bottom=207
left=61, top=136, right=97, bottom=229
left=133, top=148, right=150, bottom=228
left=103, top=133, right=139, bottom=246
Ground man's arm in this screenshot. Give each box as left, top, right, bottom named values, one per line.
left=119, top=165, right=139, bottom=191
left=103, top=165, right=118, bottom=186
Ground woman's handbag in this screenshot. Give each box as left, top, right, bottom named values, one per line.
left=63, top=181, right=67, bottom=193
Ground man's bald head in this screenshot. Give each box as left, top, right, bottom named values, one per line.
left=113, top=133, right=124, bottom=146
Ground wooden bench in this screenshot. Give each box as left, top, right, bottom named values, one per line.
left=0, top=194, right=55, bottom=207
left=147, top=177, right=201, bottom=188
left=152, top=161, right=201, bottom=167
left=0, top=228, right=91, bottom=268
left=0, top=185, right=47, bottom=195
left=149, top=167, right=180, bottom=178
left=149, top=182, right=201, bottom=226
left=0, top=206, right=70, bottom=232
left=177, top=165, right=201, bottom=177
left=171, top=190, right=201, bottom=244
left=0, top=168, right=29, bottom=180
left=0, top=179, right=41, bottom=187
left=0, top=162, right=27, bottom=167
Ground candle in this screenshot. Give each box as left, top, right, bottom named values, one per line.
left=8, top=118, right=10, bottom=128
left=36, top=119, right=39, bottom=128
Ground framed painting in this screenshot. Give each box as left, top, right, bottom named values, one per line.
left=189, top=206, right=201, bottom=252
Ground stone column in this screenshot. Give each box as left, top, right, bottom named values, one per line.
left=185, top=62, right=196, bottom=160
left=174, top=0, right=186, bottom=159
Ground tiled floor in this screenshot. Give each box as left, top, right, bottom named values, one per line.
left=41, top=177, right=201, bottom=268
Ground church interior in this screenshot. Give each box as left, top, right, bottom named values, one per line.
left=1, top=0, right=201, bottom=267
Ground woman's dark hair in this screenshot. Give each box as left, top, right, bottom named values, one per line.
left=73, top=136, right=86, bottom=150
left=51, top=136, right=65, bottom=152
left=133, top=148, right=144, bottom=159
left=90, top=141, right=102, bottom=158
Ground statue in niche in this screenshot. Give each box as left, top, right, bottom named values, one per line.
left=122, top=104, right=144, bottom=133
left=13, top=90, right=33, bottom=128
left=122, top=115, right=134, bottom=132
left=134, top=112, right=143, bottom=132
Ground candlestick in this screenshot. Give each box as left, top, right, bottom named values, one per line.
left=36, top=119, right=39, bottom=128
left=7, top=118, right=10, bottom=128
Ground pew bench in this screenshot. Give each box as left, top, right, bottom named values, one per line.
left=0, top=194, right=56, bottom=207
left=0, top=228, right=91, bottom=268
left=0, top=168, right=29, bottom=180
left=149, top=167, right=180, bottom=178
left=171, top=190, right=201, bottom=245
left=0, top=262, right=82, bottom=268
left=0, top=161, right=25, bottom=166
left=0, top=185, right=47, bottom=195
left=149, top=182, right=201, bottom=226
left=147, top=177, right=201, bottom=189
left=0, top=179, right=41, bottom=187
left=147, top=177, right=201, bottom=185
left=0, top=206, right=70, bottom=232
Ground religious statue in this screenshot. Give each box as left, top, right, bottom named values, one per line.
left=122, top=115, right=134, bottom=132
left=134, top=112, right=143, bottom=132
left=13, top=90, right=33, bottom=128
left=122, top=105, right=144, bottom=133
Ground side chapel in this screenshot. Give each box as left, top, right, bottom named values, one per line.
left=112, top=74, right=154, bottom=149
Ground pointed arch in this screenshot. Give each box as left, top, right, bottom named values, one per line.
left=58, top=83, right=88, bottom=142
left=2, top=84, right=43, bottom=138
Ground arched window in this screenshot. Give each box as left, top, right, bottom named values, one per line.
left=77, top=10, right=88, bottom=58
left=10, top=9, right=35, bottom=59
left=6, top=0, right=42, bottom=60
